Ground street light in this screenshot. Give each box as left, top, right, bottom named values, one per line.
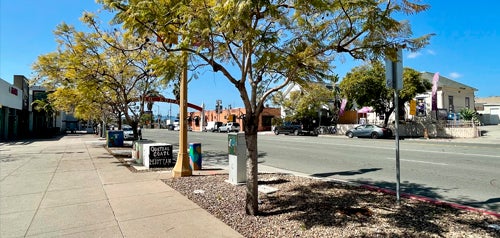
left=156, top=105, right=160, bottom=125
left=172, top=51, right=192, bottom=177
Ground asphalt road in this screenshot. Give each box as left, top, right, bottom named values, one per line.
left=141, top=128, right=500, bottom=213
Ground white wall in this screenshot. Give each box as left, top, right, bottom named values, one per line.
left=0, top=79, right=23, bottom=110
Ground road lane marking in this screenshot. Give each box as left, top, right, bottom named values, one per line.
left=270, top=138, right=500, bottom=158
left=384, top=157, right=448, bottom=166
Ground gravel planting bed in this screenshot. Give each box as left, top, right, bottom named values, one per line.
left=164, top=173, right=499, bottom=238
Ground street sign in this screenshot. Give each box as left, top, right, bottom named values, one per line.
left=385, top=48, right=403, bottom=90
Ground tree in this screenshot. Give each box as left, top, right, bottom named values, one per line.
left=32, top=21, right=168, bottom=139
left=98, top=0, right=432, bottom=215
left=275, top=82, right=335, bottom=124
left=31, top=97, right=55, bottom=129
left=340, top=61, right=432, bottom=126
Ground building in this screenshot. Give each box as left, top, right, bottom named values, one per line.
left=1, top=75, right=85, bottom=141
left=0, top=78, right=23, bottom=140
left=475, top=96, right=500, bottom=125
left=363, top=72, right=477, bottom=124
left=188, top=107, right=281, bottom=132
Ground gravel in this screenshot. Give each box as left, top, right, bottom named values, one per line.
left=164, top=173, right=500, bottom=238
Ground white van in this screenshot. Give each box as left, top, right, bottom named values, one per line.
left=205, top=121, right=223, bottom=132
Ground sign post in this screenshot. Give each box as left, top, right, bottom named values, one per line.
left=385, top=48, right=403, bottom=203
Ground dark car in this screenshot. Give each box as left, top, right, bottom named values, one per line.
left=273, top=122, right=316, bottom=136
left=345, top=124, right=392, bottom=139
left=274, top=123, right=302, bottom=135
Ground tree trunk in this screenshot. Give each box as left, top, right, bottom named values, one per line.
left=244, top=114, right=259, bottom=215
left=384, top=107, right=395, bottom=127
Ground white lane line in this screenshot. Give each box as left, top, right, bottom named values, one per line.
left=384, top=157, right=448, bottom=166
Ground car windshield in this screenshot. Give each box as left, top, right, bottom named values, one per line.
left=233, top=123, right=240, bottom=127
left=123, top=127, right=132, bottom=131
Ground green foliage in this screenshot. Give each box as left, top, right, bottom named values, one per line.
left=271, top=117, right=283, bottom=126
left=280, top=82, right=334, bottom=122
left=459, top=108, right=479, bottom=122
left=97, top=0, right=432, bottom=215
left=32, top=18, right=168, bottom=129
left=340, top=61, right=432, bottom=126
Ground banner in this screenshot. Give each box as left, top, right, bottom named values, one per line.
left=339, top=98, right=347, bottom=116
left=431, top=72, right=439, bottom=111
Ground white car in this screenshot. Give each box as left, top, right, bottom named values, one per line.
left=123, top=126, right=134, bottom=140
left=218, top=122, right=240, bottom=133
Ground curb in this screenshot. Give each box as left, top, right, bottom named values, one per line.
left=359, top=184, right=500, bottom=219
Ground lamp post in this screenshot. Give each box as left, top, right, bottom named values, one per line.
left=172, top=51, right=192, bottom=177
left=156, top=105, right=160, bottom=125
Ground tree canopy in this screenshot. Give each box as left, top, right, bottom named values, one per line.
left=340, top=61, right=432, bottom=126
left=32, top=20, right=169, bottom=137
left=96, top=0, right=432, bottom=215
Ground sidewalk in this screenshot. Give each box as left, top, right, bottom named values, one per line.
left=0, top=134, right=243, bottom=238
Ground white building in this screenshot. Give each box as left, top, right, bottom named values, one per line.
left=475, top=97, right=500, bottom=125
left=366, top=72, right=477, bottom=124
left=0, top=78, right=23, bottom=140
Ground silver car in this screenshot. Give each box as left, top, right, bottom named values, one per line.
left=345, top=124, right=392, bottom=139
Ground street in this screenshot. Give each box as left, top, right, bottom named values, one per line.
left=142, top=129, right=500, bottom=213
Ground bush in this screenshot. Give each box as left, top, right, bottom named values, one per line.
left=459, top=108, right=479, bottom=121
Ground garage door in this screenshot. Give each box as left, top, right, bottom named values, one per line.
left=490, top=108, right=500, bottom=125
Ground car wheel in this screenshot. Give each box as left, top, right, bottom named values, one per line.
left=293, top=130, right=299, bottom=136
left=346, top=132, right=354, bottom=138
left=274, top=130, right=279, bottom=135
left=371, top=132, right=379, bottom=139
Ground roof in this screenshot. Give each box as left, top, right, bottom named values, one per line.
left=476, top=96, right=500, bottom=105
left=420, top=72, right=477, bottom=91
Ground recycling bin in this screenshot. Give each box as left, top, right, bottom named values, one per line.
left=107, top=130, right=124, bottom=147
left=189, top=143, right=202, bottom=170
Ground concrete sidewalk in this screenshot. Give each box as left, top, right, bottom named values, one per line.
left=0, top=134, right=243, bottom=238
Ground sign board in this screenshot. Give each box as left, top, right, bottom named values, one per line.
left=409, top=100, right=416, bottom=115
left=385, top=48, right=403, bottom=90
left=143, top=143, right=174, bottom=168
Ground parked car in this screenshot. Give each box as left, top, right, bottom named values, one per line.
left=123, top=126, right=134, bottom=140
left=205, top=121, right=224, bottom=132
left=274, top=123, right=302, bottom=135
left=218, top=122, right=240, bottom=133
left=273, top=122, right=316, bottom=136
left=173, top=125, right=192, bottom=131
left=345, top=124, right=392, bottom=139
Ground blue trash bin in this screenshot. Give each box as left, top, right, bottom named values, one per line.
left=107, top=130, right=124, bottom=147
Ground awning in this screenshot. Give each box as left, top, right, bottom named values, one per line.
left=357, top=106, right=373, bottom=113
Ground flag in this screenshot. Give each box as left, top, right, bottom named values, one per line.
left=340, top=98, right=347, bottom=116
left=431, top=72, right=439, bottom=111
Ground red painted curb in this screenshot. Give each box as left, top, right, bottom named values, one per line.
left=359, top=184, right=500, bottom=219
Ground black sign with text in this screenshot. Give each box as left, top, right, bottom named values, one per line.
left=148, top=145, right=174, bottom=168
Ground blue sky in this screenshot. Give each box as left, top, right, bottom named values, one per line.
left=1, top=1, right=499, bottom=117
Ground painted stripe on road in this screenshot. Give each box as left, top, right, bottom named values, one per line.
left=384, top=157, right=448, bottom=166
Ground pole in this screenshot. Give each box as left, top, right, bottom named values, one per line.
left=392, top=61, right=401, bottom=203
left=172, top=51, right=192, bottom=177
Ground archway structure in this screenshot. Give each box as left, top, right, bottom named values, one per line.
left=142, top=95, right=203, bottom=111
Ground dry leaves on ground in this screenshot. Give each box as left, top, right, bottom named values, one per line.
left=164, top=173, right=500, bottom=238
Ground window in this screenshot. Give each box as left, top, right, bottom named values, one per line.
left=465, top=97, right=470, bottom=109
left=448, top=96, right=454, bottom=112
left=416, top=98, right=426, bottom=117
